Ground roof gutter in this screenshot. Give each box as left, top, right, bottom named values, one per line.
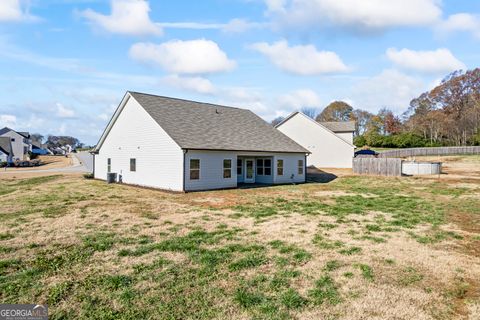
left=183, top=148, right=310, bottom=155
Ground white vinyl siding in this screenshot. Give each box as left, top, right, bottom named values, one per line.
left=277, top=113, right=354, bottom=168
left=336, top=132, right=354, bottom=144
left=184, top=150, right=237, bottom=191
left=94, top=97, right=184, bottom=191
left=273, top=154, right=305, bottom=184
left=184, top=151, right=305, bottom=191
left=0, top=130, right=29, bottom=161
left=0, top=150, right=7, bottom=162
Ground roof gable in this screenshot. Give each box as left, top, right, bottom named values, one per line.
left=18, top=131, right=30, bottom=139
left=0, top=127, right=13, bottom=136
left=275, top=112, right=355, bottom=148
left=0, top=137, right=12, bottom=155
left=0, top=127, right=29, bottom=139
left=319, top=121, right=355, bottom=132
left=96, top=92, right=309, bottom=154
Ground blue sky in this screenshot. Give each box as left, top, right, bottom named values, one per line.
left=0, top=0, right=479, bottom=145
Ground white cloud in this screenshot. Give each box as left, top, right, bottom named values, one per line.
left=80, top=0, right=162, bottom=36
left=386, top=48, right=465, bottom=74
left=437, top=13, right=480, bottom=39
left=98, top=104, right=117, bottom=121
left=265, top=0, right=441, bottom=32
left=222, top=19, right=264, bottom=33
left=56, top=103, right=76, bottom=118
left=0, top=0, right=38, bottom=22
left=352, top=69, right=425, bottom=113
left=0, top=114, right=17, bottom=127
left=265, top=0, right=287, bottom=12
left=162, top=74, right=216, bottom=94
left=216, top=86, right=270, bottom=115
left=251, top=40, right=348, bottom=75
left=129, top=39, right=236, bottom=74
left=160, top=18, right=265, bottom=33
left=277, top=89, right=321, bottom=111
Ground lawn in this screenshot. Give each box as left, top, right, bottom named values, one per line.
left=0, top=162, right=479, bottom=319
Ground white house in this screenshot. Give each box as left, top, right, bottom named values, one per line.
left=275, top=112, right=355, bottom=169
left=0, top=127, right=32, bottom=161
left=93, top=92, right=309, bottom=192
left=319, top=121, right=356, bottom=145
left=0, top=137, right=13, bottom=164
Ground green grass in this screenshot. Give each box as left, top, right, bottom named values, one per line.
left=312, top=234, right=345, bottom=249
left=0, top=168, right=478, bottom=319
left=356, top=264, right=374, bottom=281
left=0, top=233, right=14, bottom=241
left=308, top=275, right=342, bottom=305
left=229, top=253, right=268, bottom=271
left=324, top=260, right=342, bottom=272
left=339, top=246, right=362, bottom=256
left=398, top=267, right=424, bottom=286
left=408, top=229, right=463, bottom=244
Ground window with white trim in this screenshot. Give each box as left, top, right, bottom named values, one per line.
left=256, top=158, right=272, bottom=176
left=107, top=158, right=111, bottom=173
left=298, top=159, right=304, bottom=175
left=223, top=159, right=232, bottom=178
left=190, top=159, right=200, bottom=180
left=277, top=159, right=284, bottom=176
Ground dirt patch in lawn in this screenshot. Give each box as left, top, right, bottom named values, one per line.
left=1, top=166, right=479, bottom=319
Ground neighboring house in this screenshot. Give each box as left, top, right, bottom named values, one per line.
left=0, top=137, right=13, bottom=164
left=319, top=121, right=356, bottom=145
left=275, top=112, right=355, bottom=169
left=0, top=127, right=32, bottom=161
left=50, top=147, right=66, bottom=155
left=93, top=91, right=309, bottom=192
left=31, top=140, right=50, bottom=155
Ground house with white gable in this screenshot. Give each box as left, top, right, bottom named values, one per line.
left=0, top=137, right=13, bottom=164
left=275, top=112, right=355, bottom=168
left=0, top=127, right=32, bottom=161
left=92, top=92, right=310, bottom=191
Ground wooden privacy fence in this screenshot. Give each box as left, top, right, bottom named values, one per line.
left=353, top=158, right=402, bottom=176
left=378, top=146, right=480, bottom=158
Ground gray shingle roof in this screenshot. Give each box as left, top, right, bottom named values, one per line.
left=129, top=92, right=309, bottom=153
left=0, top=127, right=30, bottom=139
left=18, top=132, right=30, bottom=139
left=0, top=127, right=12, bottom=136
left=0, top=137, right=12, bottom=155
left=319, top=121, right=356, bottom=132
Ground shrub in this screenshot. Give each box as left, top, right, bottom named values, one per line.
left=353, top=135, right=367, bottom=147
left=0, top=162, right=6, bottom=168
left=472, top=129, right=480, bottom=146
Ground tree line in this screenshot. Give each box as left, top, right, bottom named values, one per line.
left=31, top=134, right=85, bottom=149
left=271, top=68, right=480, bottom=148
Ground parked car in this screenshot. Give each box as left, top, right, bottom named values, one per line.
left=354, top=149, right=378, bottom=157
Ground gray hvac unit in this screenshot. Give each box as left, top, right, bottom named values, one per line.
left=106, top=172, right=117, bottom=183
